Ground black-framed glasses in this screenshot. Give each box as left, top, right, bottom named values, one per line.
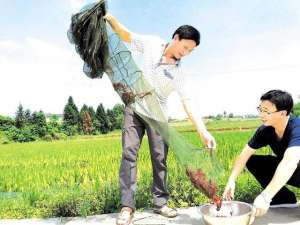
left=256, top=107, right=279, bottom=115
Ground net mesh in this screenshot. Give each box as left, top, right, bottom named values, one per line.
left=68, top=0, right=224, bottom=202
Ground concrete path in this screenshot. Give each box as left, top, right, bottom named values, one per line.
left=0, top=206, right=299, bottom=225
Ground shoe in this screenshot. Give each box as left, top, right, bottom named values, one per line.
left=153, top=205, right=178, bottom=218
left=270, top=192, right=298, bottom=208
left=270, top=202, right=299, bottom=208
left=116, top=207, right=134, bottom=225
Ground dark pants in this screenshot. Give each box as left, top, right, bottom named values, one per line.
left=119, top=106, right=169, bottom=210
left=246, top=155, right=300, bottom=204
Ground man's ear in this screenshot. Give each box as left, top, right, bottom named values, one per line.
left=173, top=34, right=179, bottom=41
left=281, top=110, right=287, bottom=116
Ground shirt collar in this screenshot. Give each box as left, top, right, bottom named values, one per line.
left=158, top=43, right=181, bottom=66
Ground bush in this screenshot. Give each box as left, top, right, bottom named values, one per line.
left=293, top=102, right=300, bottom=117
left=56, top=133, right=68, bottom=140
left=0, top=116, right=14, bottom=131
left=5, top=126, right=37, bottom=142
left=0, top=136, right=10, bottom=144
left=62, top=125, right=78, bottom=136
left=42, top=133, right=68, bottom=141
left=42, top=134, right=53, bottom=142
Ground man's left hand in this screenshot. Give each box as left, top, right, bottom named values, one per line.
left=201, top=131, right=216, bottom=150
left=253, top=191, right=272, bottom=217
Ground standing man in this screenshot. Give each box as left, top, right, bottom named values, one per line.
left=104, top=13, right=216, bottom=225
left=223, top=90, right=300, bottom=217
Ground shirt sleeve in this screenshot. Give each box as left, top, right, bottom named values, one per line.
left=130, top=33, right=161, bottom=54
left=248, top=126, right=269, bottom=149
left=288, top=125, right=300, bottom=148
left=174, top=67, right=190, bottom=101
left=177, top=84, right=190, bottom=101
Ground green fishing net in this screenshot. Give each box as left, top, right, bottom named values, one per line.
left=68, top=0, right=224, bottom=201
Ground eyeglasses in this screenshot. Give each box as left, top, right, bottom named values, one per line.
left=256, top=107, right=279, bottom=115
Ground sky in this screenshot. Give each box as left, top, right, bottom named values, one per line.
left=0, top=0, right=300, bottom=118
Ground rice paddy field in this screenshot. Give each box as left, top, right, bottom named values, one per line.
left=0, top=118, right=298, bottom=219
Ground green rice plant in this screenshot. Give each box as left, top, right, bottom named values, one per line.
left=0, top=125, right=280, bottom=218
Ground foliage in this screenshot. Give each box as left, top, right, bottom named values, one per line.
left=293, top=102, right=300, bottom=117
left=0, top=127, right=286, bottom=218
left=82, top=111, right=93, bottom=135
left=15, top=104, right=26, bottom=128
left=31, top=111, right=47, bottom=138
left=95, top=104, right=110, bottom=134
left=0, top=115, right=14, bottom=131
left=1, top=96, right=124, bottom=142
left=5, top=125, right=37, bottom=142
left=62, top=96, right=80, bottom=133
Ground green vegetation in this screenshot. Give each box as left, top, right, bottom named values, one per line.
left=172, top=118, right=260, bottom=132
left=0, top=97, right=124, bottom=143
left=293, top=102, right=300, bottom=117
left=0, top=119, right=299, bottom=218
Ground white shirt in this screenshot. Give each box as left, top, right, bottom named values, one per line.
left=129, top=33, right=189, bottom=115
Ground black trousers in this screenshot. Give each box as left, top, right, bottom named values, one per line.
left=246, top=155, right=300, bottom=204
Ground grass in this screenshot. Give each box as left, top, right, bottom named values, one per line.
left=0, top=118, right=298, bottom=218
left=172, top=118, right=260, bottom=132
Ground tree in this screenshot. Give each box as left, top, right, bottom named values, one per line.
left=106, top=109, right=116, bottom=131
left=62, top=96, right=80, bottom=135
left=24, top=109, right=32, bottom=125
left=47, top=114, right=61, bottom=134
left=79, top=104, right=89, bottom=133
left=215, top=114, right=222, bottom=120
left=112, top=103, right=124, bottom=129
left=80, top=104, right=89, bottom=114
left=88, top=106, right=97, bottom=134
left=95, top=103, right=109, bottom=134
left=82, top=111, right=93, bottom=134
left=88, top=106, right=96, bottom=121
left=15, top=104, right=25, bottom=128
left=63, top=96, right=80, bottom=126
left=31, top=111, right=47, bottom=137
left=80, top=105, right=94, bottom=134
left=293, top=102, right=300, bottom=117
left=0, top=115, right=14, bottom=131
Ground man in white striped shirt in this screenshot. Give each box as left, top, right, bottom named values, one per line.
left=104, top=13, right=216, bottom=225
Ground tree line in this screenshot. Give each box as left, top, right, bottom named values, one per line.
left=0, top=96, right=124, bottom=143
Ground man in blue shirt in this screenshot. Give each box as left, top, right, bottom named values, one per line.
left=223, top=89, right=300, bottom=217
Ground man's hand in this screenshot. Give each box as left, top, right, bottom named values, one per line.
left=201, top=131, right=216, bottom=150
left=222, top=179, right=235, bottom=201
left=103, top=13, right=113, bottom=21
left=253, top=191, right=272, bottom=217
left=102, top=13, right=131, bottom=42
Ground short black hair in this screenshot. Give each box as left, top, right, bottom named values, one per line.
left=172, top=25, right=200, bottom=46
left=260, top=89, right=294, bottom=115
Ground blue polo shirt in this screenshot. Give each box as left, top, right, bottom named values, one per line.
left=248, top=116, right=300, bottom=159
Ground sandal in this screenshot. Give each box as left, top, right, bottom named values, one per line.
left=153, top=205, right=178, bottom=218
left=116, top=207, right=134, bottom=225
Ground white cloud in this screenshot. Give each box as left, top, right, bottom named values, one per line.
left=0, top=37, right=120, bottom=117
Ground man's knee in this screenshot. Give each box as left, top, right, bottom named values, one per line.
left=246, top=155, right=256, bottom=171
left=122, top=144, right=139, bottom=162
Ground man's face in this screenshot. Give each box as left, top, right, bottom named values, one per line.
left=257, top=100, right=285, bottom=126
left=171, top=35, right=197, bottom=60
